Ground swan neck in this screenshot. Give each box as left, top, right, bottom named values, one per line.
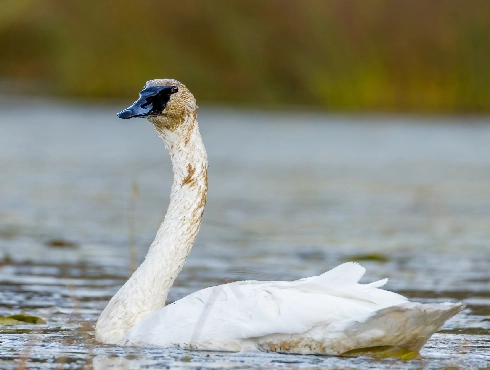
left=96, top=113, right=207, bottom=344
left=149, top=116, right=208, bottom=296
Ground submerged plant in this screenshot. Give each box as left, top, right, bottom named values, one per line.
left=0, top=314, right=46, bottom=325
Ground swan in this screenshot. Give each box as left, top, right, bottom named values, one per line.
left=95, top=79, right=464, bottom=355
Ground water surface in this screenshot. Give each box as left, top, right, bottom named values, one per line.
left=0, top=100, right=489, bottom=368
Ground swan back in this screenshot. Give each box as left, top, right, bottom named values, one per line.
left=123, top=263, right=406, bottom=348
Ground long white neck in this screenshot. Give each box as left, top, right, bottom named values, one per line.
left=96, top=113, right=208, bottom=344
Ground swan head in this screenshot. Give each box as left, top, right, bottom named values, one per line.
left=117, top=79, right=196, bottom=130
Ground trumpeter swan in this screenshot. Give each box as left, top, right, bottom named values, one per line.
left=95, top=79, right=464, bottom=355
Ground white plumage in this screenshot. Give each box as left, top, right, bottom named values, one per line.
left=124, top=262, right=461, bottom=354
left=95, top=79, right=464, bottom=355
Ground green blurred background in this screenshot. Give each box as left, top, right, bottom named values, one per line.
left=1, top=0, right=489, bottom=112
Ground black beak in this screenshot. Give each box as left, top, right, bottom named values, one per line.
left=117, top=85, right=178, bottom=119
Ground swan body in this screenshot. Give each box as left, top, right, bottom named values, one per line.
left=95, top=79, right=464, bottom=355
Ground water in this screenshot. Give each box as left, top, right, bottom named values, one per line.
left=0, top=98, right=489, bottom=368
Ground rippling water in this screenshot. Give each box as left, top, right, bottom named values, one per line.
left=0, top=98, right=489, bottom=368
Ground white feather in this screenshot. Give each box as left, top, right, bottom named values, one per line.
left=95, top=79, right=464, bottom=355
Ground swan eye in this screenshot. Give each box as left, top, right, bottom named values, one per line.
left=170, top=86, right=178, bottom=94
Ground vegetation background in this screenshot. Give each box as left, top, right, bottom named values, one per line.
left=1, top=0, right=489, bottom=112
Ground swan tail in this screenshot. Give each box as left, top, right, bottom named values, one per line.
left=334, top=301, right=466, bottom=354
left=257, top=302, right=465, bottom=355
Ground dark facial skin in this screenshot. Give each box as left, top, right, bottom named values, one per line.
left=117, top=85, right=179, bottom=119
